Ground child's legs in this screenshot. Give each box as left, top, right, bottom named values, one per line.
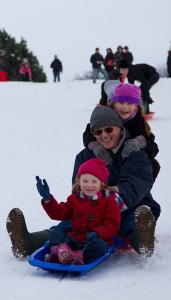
left=83, top=238, right=107, bottom=264
left=49, top=227, right=68, bottom=248
left=49, top=223, right=81, bottom=250
left=54, top=220, right=72, bottom=232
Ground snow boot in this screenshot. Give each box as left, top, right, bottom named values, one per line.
left=56, top=243, right=84, bottom=265
left=6, top=208, right=50, bottom=259
left=44, top=245, right=61, bottom=263
left=129, top=205, right=156, bottom=257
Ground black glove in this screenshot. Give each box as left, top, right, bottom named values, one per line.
left=36, top=176, right=51, bottom=201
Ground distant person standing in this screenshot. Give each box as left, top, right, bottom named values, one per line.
left=113, top=45, right=124, bottom=69
left=167, top=50, right=171, bottom=77
left=104, top=48, right=115, bottom=75
left=123, top=46, right=133, bottom=64
left=90, top=48, right=109, bottom=83
left=19, top=58, right=32, bottom=82
left=50, top=55, right=63, bottom=82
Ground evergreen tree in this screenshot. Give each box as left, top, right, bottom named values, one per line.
left=0, top=29, right=47, bottom=82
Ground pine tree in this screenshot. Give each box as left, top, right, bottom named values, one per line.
left=0, top=29, right=47, bottom=82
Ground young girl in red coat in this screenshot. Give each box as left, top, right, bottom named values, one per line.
left=36, top=158, right=122, bottom=265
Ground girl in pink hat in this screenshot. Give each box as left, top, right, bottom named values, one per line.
left=19, top=58, right=32, bottom=81
left=83, top=83, right=160, bottom=182
left=36, top=158, right=122, bottom=265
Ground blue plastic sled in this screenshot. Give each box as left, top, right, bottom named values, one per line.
left=28, top=236, right=126, bottom=276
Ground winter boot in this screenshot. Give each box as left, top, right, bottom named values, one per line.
left=129, top=205, right=156, bottom=258
left=44, top=245, right=61, bottom=263
left=56, top=243, right=84, bottom=265
left=6, top=208, right=50, bottom=259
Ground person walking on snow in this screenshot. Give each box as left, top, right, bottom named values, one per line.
left=90, top=48, right=109, bottom=83
left=50, top=55, right=63, bottom=82
left=167, top=50, right=171, bottom=77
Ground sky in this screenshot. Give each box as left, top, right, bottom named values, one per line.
left=1, top=77, right=171, bottom=299
left=1, top=0, right=171, bottom=81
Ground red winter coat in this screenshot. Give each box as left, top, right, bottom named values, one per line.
left=42, top=193, right=121, bottom=245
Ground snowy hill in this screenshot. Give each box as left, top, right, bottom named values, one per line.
left=1, top=78, right=171, bottom=299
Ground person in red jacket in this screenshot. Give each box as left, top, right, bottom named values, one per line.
left=36, top=158, right=121, bottom=265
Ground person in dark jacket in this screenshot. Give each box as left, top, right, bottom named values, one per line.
left=118, top=59, right=160, bottom=114
left=6, top=106, right=161, bottom=259
left=113, top=45, right=124, bottom=69
left=123, top=46, right=133, bottom=64
left=90, top=48, right=109, bottom=83
left=167, top=50, right=171, bottom=77
left=50, top=55, right=63, bottom=82
left=104, top=48, right=115, bottom=75
left=83, top=83, right=160, bottom=182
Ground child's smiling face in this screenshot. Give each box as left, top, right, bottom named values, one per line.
left=79, top=174, right=101, bottom=196
left=114, top=102, right=138, bottom=120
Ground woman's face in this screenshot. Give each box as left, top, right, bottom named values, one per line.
left=92, top=126, right=122, bottom=150
left=79, top=174, right=101, bottom=196
left=114, top=102, right=137, bottom=120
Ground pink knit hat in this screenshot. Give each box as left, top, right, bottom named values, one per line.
left=77, top=158, right=109, bottom=183
left=112, top=83, right=142, bottom=105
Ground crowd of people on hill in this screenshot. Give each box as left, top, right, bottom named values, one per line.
left=90, top=45, right=165, bottom=115
left=0, top=44, right=170, bottom=83
left=6, top=66, right=162, bottom=266
left=90, top=45, right=133, bottom=84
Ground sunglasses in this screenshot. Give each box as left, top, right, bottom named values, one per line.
left=92, top=127, right=114, bottom=136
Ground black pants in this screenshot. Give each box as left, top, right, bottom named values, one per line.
left=49, top=226, right=107, bottom=264
left=20, top=73, right=29, bottom=82
left=140, top=72, right=160, bottom=100
left=53, top=71, right=60, bottom=82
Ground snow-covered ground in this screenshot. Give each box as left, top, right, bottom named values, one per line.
left=1, top=78, right=171, bottom=299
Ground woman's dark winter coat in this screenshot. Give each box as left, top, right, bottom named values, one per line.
left=74, top=131, right=161, bottom=221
